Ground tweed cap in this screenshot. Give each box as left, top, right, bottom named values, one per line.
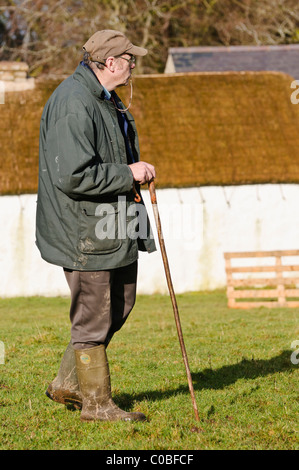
left=83, top=30, right=147, bottom=62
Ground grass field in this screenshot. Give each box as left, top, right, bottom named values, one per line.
left=0, top=290, right=298, bottom=450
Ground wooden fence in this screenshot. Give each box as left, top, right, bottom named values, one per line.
left=224, top=250, right=299, bottom=308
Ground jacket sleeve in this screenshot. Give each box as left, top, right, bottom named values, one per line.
left=45, top=111, right=134, bottom=200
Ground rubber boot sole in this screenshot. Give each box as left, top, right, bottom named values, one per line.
left=45, top=386, right=82, bottom=410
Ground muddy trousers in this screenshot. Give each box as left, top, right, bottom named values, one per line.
left=63, top=261, right=137, bottom=350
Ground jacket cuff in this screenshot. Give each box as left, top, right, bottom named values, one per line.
left=124, top=165, right=135, bottom=192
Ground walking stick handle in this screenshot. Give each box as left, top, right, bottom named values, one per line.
left=133, top=183, right=141, bottom=203
left=148, top=178, right=157, bottom=204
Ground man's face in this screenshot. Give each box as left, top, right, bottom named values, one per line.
left=114, top=54, right=136, bottom=87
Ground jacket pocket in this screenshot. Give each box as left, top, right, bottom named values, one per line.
left=78, top=201, right=122, bottom=254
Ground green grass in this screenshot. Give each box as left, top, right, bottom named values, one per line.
left=0, top=290, right=298, bottom=450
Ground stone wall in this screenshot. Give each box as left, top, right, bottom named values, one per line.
left=0, top=61, right=35, bottom=91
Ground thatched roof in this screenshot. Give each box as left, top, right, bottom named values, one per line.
left=122, top=71, right=299, bottom=188
left=1, top=71, right=298, bottom=194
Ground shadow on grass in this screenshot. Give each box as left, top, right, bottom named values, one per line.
left=192, top=349, right=295, bottom=390
left=115, top=350, right=296, bottom=408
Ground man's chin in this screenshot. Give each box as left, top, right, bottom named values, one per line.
left=116, top=80, right=130, bottom=88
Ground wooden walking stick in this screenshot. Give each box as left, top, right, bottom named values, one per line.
left=148, top=179, right=200, bottom=422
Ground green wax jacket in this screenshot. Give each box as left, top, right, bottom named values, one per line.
left=35, top=64, right=156, bottom=270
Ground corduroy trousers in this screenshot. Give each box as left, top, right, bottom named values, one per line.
left=63, top=261, right=137, bottom=350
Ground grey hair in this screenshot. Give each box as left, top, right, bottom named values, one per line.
left=83, top=50, right=105, bottom=70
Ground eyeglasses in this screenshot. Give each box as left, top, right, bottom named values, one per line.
left=117, top=55, right=136, bottom=67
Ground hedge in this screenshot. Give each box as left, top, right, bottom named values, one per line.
left=0, top=71, right=298, bottom=195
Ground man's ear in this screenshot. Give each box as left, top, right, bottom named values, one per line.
left=105, top=56, right=115, bottom=72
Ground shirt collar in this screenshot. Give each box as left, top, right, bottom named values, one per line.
left=102, top=85, right=111, bottom=100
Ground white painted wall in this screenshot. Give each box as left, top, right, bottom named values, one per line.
left=1, top=184, right=298, bottom=297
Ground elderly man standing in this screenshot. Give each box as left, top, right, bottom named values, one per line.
left=36, top=30, right=156, bottom=422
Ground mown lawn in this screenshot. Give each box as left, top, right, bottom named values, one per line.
left=0, top=290, right=298, bottom=450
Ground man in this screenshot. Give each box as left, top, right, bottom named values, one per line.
left=36, top=30, right=156, bottom=422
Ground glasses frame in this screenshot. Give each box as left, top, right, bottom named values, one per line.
left=116, top=55, right=136, bottom=67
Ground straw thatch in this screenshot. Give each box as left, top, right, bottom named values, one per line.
left=1, top=71, right=298, bottom=195
left=0, top=81, right=57, bottom=195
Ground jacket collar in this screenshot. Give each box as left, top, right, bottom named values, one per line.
left=73, top=63, right=107, bottom=101
left=72, top=63, right=130, bottom=117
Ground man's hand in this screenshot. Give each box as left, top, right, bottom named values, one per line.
left=129, top=161, right=156, bottom=185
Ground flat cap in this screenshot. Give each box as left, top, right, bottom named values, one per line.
left=83, top=30, right=147, bottom=62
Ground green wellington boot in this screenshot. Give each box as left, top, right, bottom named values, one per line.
left=75, top=345, right=146, bottom=422
left=46, top=341, right=82, bottom=409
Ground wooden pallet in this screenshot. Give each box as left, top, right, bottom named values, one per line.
left=224, top=250, right=299, bottom=308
